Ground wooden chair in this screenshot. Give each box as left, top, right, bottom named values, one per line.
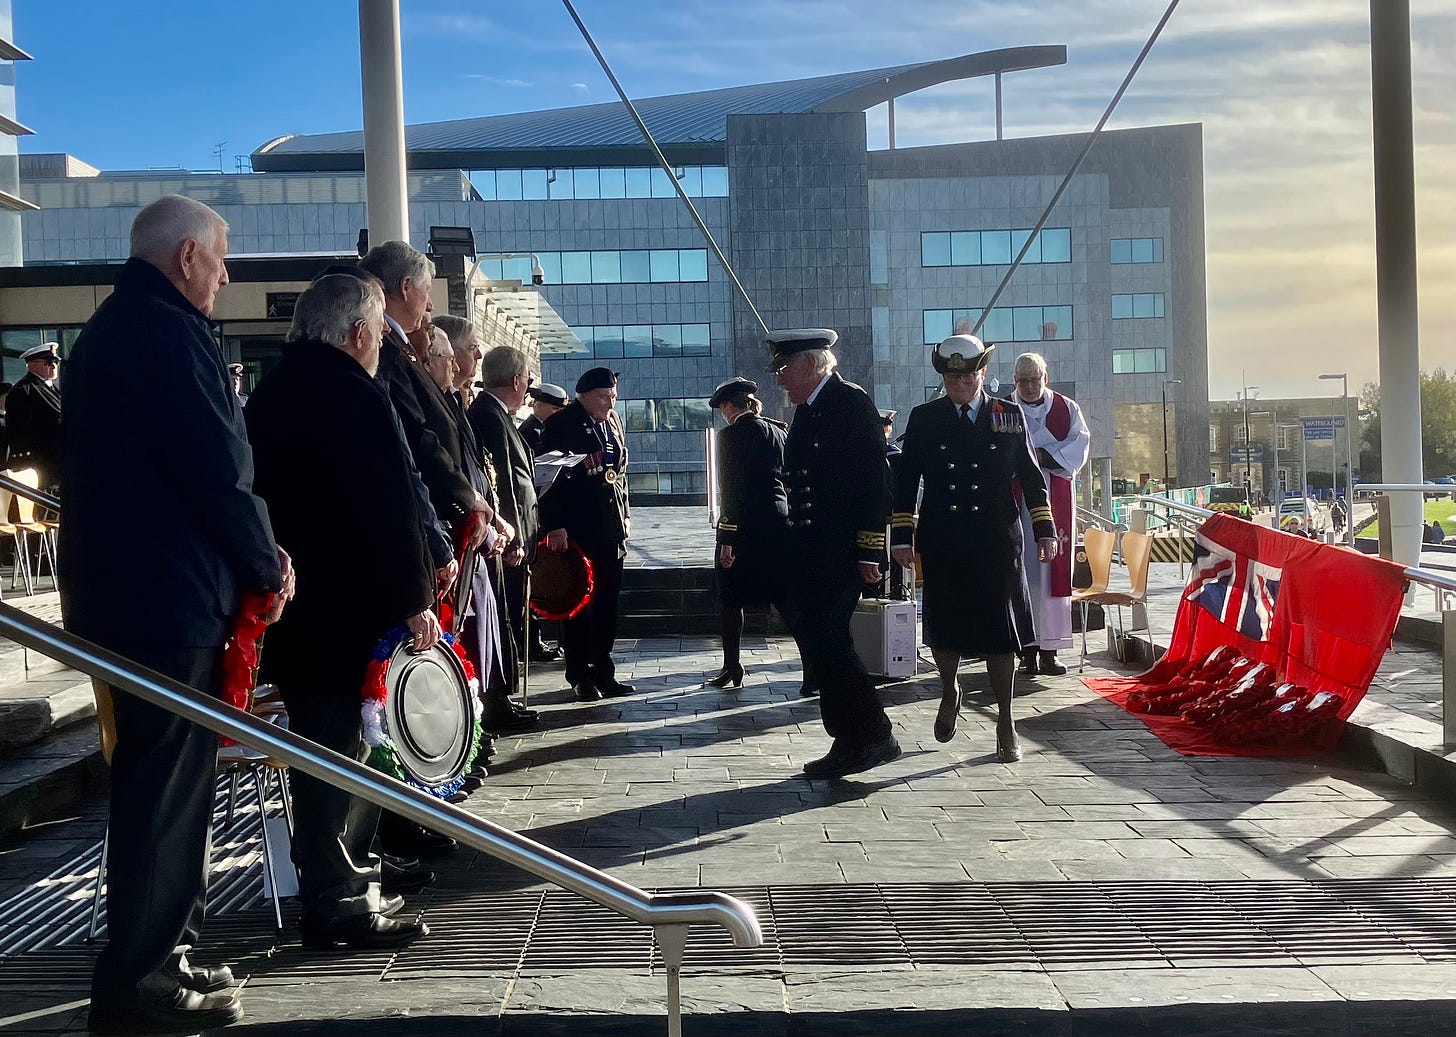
left=6, top=468, right=57, bottom=591
left=87, top=682, right=295, bottom=939
left=1071, top=528, right=1153, bottom=671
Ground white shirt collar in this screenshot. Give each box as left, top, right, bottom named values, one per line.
left=486, top=389, right=512, bottom=414
left=805, top=372, right=833, bottom=406
left=383, top=313, right=408, bottom=342
left=960, top=392, right=985, bottom=422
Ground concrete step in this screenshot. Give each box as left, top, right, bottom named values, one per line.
left=0, top=723, right=106, bottom=841
left=0, top=675, right=96, bottom=755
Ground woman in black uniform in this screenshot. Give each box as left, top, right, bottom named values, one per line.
left=890, top=335, right=1058, bottom=761
left=707, top=377, right=790, bottom=689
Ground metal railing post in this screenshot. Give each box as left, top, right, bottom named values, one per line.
left=1445, top=608, right=1456, bottom=747
left=658, top=924, right=689, bottom=1037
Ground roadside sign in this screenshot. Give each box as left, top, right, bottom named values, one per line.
left=1300, top=415, right=1345, bottom=442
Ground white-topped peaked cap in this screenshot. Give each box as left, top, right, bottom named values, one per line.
left=21, top=343, right=60, bottom=362
left=765, top=327, right=838, bottom=370
left=931, top=333, right=995, bottom=375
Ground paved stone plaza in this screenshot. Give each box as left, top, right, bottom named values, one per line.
left=2, top=510, right=1455, bottom=1034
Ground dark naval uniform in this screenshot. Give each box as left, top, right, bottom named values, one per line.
left=7, top=370, right=63, bottom=487
left=892, top=392, right=1055, bottom=655
left=714, top=412, right=789, bottom=608
left=784, top=373, right=894, bottom=751
left=539, top=398, right=630, bottom=691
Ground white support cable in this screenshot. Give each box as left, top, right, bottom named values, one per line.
left=560, top=0, right=770, bottom=339
left=973, top=0, right=1182, bottom=336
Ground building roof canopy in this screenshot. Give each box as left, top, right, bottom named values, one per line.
left=252, top=46, right=1065, bottom=172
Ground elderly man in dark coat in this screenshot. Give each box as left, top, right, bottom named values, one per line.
left=7, top=342, right=64, bottom=487
left=891, top=334, right=1058, bottom=762
left=246, top=273, right=436, bottom=952
left=59, top=195, right=293, bottom=1035
left=771, top=329, right=900, bottom=779
left=539, top=367, right=633, bottom=700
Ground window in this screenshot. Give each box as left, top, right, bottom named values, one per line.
left=678, top=250, right=708, bottom=282
left=598, top=167, right=627, bottom=198
left=649, top=250, right=679, bottom=282
left=870, top=230, right=888, bottom=284
left=475, top=165, right=729, bottom=200
left=573, top=167, right=600, bottom=199
left=616, top=398, right=716, bottom=433
left=1112, top=348, right=1167, bottom=374
left=620, top=251, right=651, bottom=283
left=1209, top=424, right=1220, bottom=452
left=919, top=227, right=1071, bottom=268
left=574, top=323, right=713, bottom=359
left=1111, top=237, right=1164, bottom=264
left=521, top=169, right=549, bottom=199
left=560, top=251, right=592, bottom=284
left=625, top=167, right=653, bottom=198
left=590, top=250, right=621, bottom=284
left=701, top=166, right=729, bottom=197
left=1113, top=293, right=1165, bottom=319
left=548, top=168, right=574, bottom=199
left=502, top=249, right=710, bottom=285
left=922, top=306, right=1074, bottom=344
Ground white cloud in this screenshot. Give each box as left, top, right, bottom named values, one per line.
left=464, top=75, right=534, bottom=88
left=571, top=82, right=589, bottom=92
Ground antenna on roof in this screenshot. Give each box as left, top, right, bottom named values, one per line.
left=560, top=0, right=769, bottom=339
left=212, top=141, right=228, bottom=173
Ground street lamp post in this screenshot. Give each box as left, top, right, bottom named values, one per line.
left=1319, top=372, right=1355, bottom=547
left=1239, top=376, right=1260, bottom=503
left=1252, top=410, right=1274, bottom=509
left=1161, top=379, right=1181, bottom=497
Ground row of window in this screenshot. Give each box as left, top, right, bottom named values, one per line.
left=1112, top=293, right=1166, bottom=319
left=922, top=306, right=1074, bottom=345
left=627, top=470, right=707, bottom=495
left=1111, top=237, right=1164, bottom=264
left=1112, top=348, right=1167, bottom=374
left=618, top=398, right=715, bottom=434
left=574, top=323, right=711, bottom=359
left=480, top=249, right=710, bottom=285
left=471, top=166, right=729, bottom=202
left=921, top=228, right=1071, bottom=268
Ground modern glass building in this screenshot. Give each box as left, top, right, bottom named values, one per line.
left=0, top=0, right=37, bottom=269
left=8, top=47, right=1210, bottom=499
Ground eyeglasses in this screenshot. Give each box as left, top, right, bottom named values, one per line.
left=1014, top=375, right=1044, bottom=385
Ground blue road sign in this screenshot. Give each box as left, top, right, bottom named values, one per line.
left=1301, top=415, right=1345, bottom=442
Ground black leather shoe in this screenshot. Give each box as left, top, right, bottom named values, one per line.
left=531, top=643, right=563, bottom=663
left=599, top=680, right=635, bottom=698
left=177, top=963, right=235, bottom=995
left=378, top=815, right=457, bottom=858
left=1038, top=651, right=1068, bottom=677
left=813, top=737, right=903, bottom=780
left=381, top=860, right=435, bottom=896
left=301, top=912, right=429, bottom=951
left=573, top=680, right=602, bottom=702
left=380, top=851, right=421, bottom=872
left=483, top=702, right=540, bottom=732
left=88, top=987, right=243, bottom=1035
left=707, top=665, right=745, bottom=689
left=380, top=894, right=405, bottom=917
left=1018, top=651, right=1040, bottom=677
left=798, top=679, right=820, bottom=697
left=802, top=741, right=851, bottom=778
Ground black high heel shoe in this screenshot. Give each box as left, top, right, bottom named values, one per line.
left=706, top=664, right=745, bottom=690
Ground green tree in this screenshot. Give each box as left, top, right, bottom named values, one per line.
left=1358, top=368, right=1456, bottom=481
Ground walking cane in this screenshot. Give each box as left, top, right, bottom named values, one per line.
left=520, top=569, right=531, bottom=708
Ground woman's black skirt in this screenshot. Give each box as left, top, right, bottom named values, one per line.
left=919, top=543, right=1036, bottom=656
left=716, top=527, right=788, bottom=609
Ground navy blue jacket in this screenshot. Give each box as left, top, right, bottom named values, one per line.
left=58, top=259, right=282, bottom=649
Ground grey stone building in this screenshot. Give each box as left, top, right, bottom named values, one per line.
left=7, top=47, right=1210, bottom=499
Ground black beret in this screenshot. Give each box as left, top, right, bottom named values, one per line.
left=575, top=367, right=619, bottom=394
left=709, top=377, right=757, bottom=409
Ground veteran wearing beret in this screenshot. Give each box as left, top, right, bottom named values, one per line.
left=772, top=329, right=900, bottom=779
left=890, top=334, right=1057, bottom=762
left=539, top=367, right=633, bottom=700
left=7, top=343, right=64, bottom=488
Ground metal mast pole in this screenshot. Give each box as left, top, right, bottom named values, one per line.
left=358, top=0, right=410, bottom=245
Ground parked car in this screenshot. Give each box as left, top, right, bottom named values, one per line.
left=1278, top=496, right=1328, bottom=533
left=1425, top=475, right=1455, bottom=499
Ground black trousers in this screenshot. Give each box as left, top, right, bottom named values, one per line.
left=279, top=682, right=380, bottom=921
left=92, top=646, right=224, bottom=1004
left=562, top=544, right=624, bottom=687
left=785, top=550, right=892, bottom=748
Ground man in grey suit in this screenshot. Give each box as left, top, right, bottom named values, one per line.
left=60, top=195, right=296, bottom=1034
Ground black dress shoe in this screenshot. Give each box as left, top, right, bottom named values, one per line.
left=573, top=680, right=602, bottom=701
left=1018, top=651, right=1040, bottom=677
left=599, top=679, right=635, bottom=697
left=381, top=860, right=435, bottom=896
left=810, top=736, right=903, bottom=779
left=380, top=893, right=405, bottom=917
left=531, top=643, right=563, bottom=663
left=380, top=851, right=421, bottom=872
left=301, top=911, right=429, bottom=951
left=802, top=741, right=851, bottom=778
left=483, top=702, right=540, bottom=732
left=177, top=963, right=236, bottom=995
left=798, top=677, right=820, bottom=697
left=88, top=987, right=243, bottom=1035
left=706, top=664, right=745, bottom=689
left=1038, top=651, right=1068, bottom=676
left=378, top=815, right=457, bottom=859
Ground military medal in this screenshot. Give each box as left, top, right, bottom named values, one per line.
left=604, top=469, right=620, bottom=484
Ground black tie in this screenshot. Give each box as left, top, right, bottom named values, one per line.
left=960, top=403, right=972, bottom=421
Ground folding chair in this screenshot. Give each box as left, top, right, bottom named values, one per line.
left=1072, top=528, right=1153, bottom=671
left=6, top=469, right=56, bottom=591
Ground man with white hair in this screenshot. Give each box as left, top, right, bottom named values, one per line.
left=60, top=194, right=295, bottom=1033
left=1008, top=352, right=1089, bottom=677
left=770, top=329, right=900, bottom=779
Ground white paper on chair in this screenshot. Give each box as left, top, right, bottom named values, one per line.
left=261, top=815, right=299, bottom=900
left=533, top=451, right=586, bottom=492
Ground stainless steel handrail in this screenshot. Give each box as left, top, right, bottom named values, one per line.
left=1074, top=505, right=1127, bottom=533
left=1134, top=495, right=1214, bottom=520
left=0, top=603, right=765, bottom=952
left=0, top=473, right=60, bottom=512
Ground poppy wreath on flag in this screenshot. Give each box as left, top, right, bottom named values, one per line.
left=360, top=626, right=484, bottom=800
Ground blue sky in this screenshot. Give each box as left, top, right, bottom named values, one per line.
left=12, top=1, right=1454, bottom=398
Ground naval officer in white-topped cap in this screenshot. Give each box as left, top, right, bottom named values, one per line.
left=7, top=342, right=64, bottom=487
left=770, top=328, right=901, bottom=780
